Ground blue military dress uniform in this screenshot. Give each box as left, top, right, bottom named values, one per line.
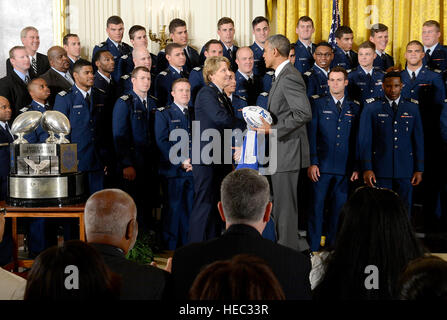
left=235, top=70, right=262, bottom=106
left=154, top=103, right=194, bottom=250
left=189, top=66, right=205, bottom=105
left=92, top=38, right=133, bottom=83
left=231, top=94, right=247, bottom=123
left=308, top=95, right=360, bottom=251
left=54, top=86, right=105, bottom=195
left=122, top=52, right=158, bottom=75
left=358, top=97, right=424, bottom=213
left=373, top=51, right=394, bottom=71
left=157, top=46, right=200, bottom=75
left=294, top=40, right=316, bottom=74
left=423, top=43, right=447, bottom=74
left=347, top=67, right=385, bottom=104
left=250, top=42, right=266, bottom=77
left=330, top=45, right=358, bottom=70
left=154, top=65, right=185, bottom=107
left=256, top=92, right=269, bottom=110
left=262, top=70, right=275, bottom=93
left=21, top=101, right=50, bottom=143
left=303, top=65, right=329, bottom=99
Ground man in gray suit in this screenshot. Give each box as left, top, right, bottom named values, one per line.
left=254, top=34, right=312, bottom=251
left=41, top=46, right=74, bottom=106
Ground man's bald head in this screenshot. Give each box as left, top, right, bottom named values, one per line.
left=235, top=46, right=254, bottom=75
left=85, top=189, right=137, bottom=251
left=132, top=47, right=152, bottom=69
left=47, top=46, right=70, bottom=72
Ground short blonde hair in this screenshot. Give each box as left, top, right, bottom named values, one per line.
left=202, top=56, right=230, bottom=85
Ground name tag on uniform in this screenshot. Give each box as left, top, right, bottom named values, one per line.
left=375, top=82, right=382, bottom=86
left=378, top=114, right=389, bottom=117
left=323, top=110, right=333, bottom=114
left=357, top=82, right=366, bottom=85
left=171, top=119, right=181, bottom=123
left=73, top=105, right=83, bottom=109
left=299, top=58, right=308, bottom=61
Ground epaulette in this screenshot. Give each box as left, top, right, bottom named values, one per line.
left=97, top=41, right=107, bottom=48
left=353, top=100, right=360, bottom=105
left=406, top=98, right=419, bottom=105
left=58, top=89, right=69, bottom=96
left=193, top=67, right=202, bottom=72
left=235, top=95, right=246, bottom=101
left=303, top=71, right=312, bottom=77
left=260, top=92, right=268, bottom=97
left=19, top=107, right=30, bottom=113
left=120, top=94, right=131, bottom=101
left=266, top=70, right=274, bottom=76
left=365, top=97, right=377, bottom=104
left=96, top=87, right=106, bottom=94
left=159, top=71, right=168, bottom=76
left=434, top=69, right=442, bottom=73
left=121, top=74, right=130, bottom=80
left=374, top=66, right=386, bottom=73
left=346, top=69, right=352, bottom=73
left=121, top=54, right=128, bottom=60
left=149, top=95, right=158, bottom=101
left=311, top=95, right=321, bottom=100
left=157, top=106, right=170, bottom=112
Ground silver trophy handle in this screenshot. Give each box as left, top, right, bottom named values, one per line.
left=13, top=132, right=28, bottom=144
left=45, top=131, right=58, bottom=144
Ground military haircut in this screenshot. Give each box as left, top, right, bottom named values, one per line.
left=252, top=16, right=269, bottom=29
left=296, top=16, right=314, bottom=28
left=358, top=41, right=376, bottom=51
left=204, top=39, right=223, bottom=52
left=106, top=15, right=124, bottom=27
left=72, top=59, right=92, bottom=74
left=370, top=23, right=388, bottom=37
left=328, top=66, right=348, bottom=80
left=315, top=41, right=334, bottom=52
left=128, top=25, right=146, bottom=40
left=92, top=49, right=111, bottom=63
left=423, top=20, right=441, bottom=32
left=165, top=42, right=183, bottom=56
left=169, top=18, right=186, bottom=34
left=172, top=78, right=190, bottom=91
left=335, top=26, right=354, bottom=39
left=218, top=17, right=234, bottom=29
left=63, top=33, right=79, bottom=46
left=406, top=40, right=424, bottom=50
left=131, top=66, right=150, bottom=79
left=383, top=71, right=402, bottom=82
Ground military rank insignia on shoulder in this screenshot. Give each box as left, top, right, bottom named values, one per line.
left=353, top=100, right=360, bottom=105
left=266, top=70, right=274, bottom=76
left=121, top=74, right=130, bottom=80
left=121, top=55, right=128, bottom=60
left=260, top=92, right=268, bottom=97
left=409, top=98, right=419, bottom=104
left=98, top=42, right=106, bottom=48
left=346, top=69, right=352, bottom=73
left=149, top=95, right=158, bottom=101
left=365, top=98, right=376, bottom=104
left=159, top=71, right=168, bottom=76
left=58, top=90, right=68, bottom=96
left=19, top=107, right=30, bottom=113
left=311, top=95, right=321, bottom=100
left=96, top=87, right=106, bottom=94
left=193, top=67, right=201, bottom=72
left=434, top=69, right=442, bottom=73
left=157, top=106, right=169, bottom=112
left=304, top=71, right=312, bottom=77
left=120, top=95, right=130, bottom=101
left=236, top=95, right=247, bottom=101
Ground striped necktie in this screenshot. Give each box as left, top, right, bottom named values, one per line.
left=31, top=56, right=37, bottom=75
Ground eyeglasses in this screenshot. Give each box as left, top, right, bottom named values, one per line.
left=315, top=53, right=332, bottom=57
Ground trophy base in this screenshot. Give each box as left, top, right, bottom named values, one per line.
left=6, top=172, right=86, bottom=207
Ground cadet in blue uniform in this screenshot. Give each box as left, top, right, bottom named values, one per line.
left=370, top=23, right=394, bottom=71
left=120, top=47, right=155, bottom=96
left=294, top=16, right=317, bottom=74
left=189, top=40, right=223, bottom=105
left=422, top=20, right=447, bottom=74
left=155, top=43, right=188, bottom=107
left=303, top=42, right=334, bottom=99
left=113, top=66, right=158, bottom=230
left=401, top=40, right=447, bottom=229
left=225, top=71, right=248, bottom=123
left=235, top=47, right=263, bottom=105
left=122, top=25, right=158, bottom=76
left=154, top=79, right=194, bottom=250
left=331, top=26, right=358, bottom=70
left=360, top=72, right=424, bottom=213
left=250, top=16, right=270, bottom=77
left=92, top=16, right=132, bottom=83
left=156, top=19, right=200, bottom=75
left=347, top=41, right=385, bottom=104
left=308, top=67, right=360, bottom=252
left=54, top=60, right=106, bottom=196
left=0, top=96, right=13, bottom=265
left=189, top=56, right=245, bottom=243
left=63, top=34, right=81, bottom=72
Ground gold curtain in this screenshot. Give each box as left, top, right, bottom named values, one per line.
left=269, top=0, right=447, bottom=68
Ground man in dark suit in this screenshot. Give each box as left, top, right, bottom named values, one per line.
left=85, top=189, right=169, bottom=300
left=63, top=33, right=81, bottom=71
left=156, top=19, right=200, bottom=75
left=370, top=23, right=394, bottom=71
left=168, top=168, right=312, bottom=300
left=254, top=34, right=312, bottom=252
left=6, top=26, right=50, bottom=77
left=0, top=46, right=33, bottom=120
left=41, top=46, right=74, bottom=106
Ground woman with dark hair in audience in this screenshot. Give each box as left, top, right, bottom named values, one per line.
left=189, top=254, right=285, bottom=300
left=312, top=186, right=425, bottom=300
left=24, top=240, right=120, bottom=300
left=398, top=255, right=447, bottom=300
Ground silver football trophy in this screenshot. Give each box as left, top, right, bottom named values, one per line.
left=10, top=111, right=42, bottom=144
left=41, top=110, right=71, bottom=144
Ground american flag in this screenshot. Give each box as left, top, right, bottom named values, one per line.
left=328, top=0, right=340, bottom=47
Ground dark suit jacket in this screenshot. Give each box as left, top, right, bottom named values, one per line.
left=267, top=61, right=312, bottom=173
left=40, top=68, right=73, bottom=106
left=90, top=243, right=169, bottom=300
left=6, top=52, right=50, bottom=78
left=0, top=71, right=33, bottom=120
left=168, top=224, right=312, bottom=300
